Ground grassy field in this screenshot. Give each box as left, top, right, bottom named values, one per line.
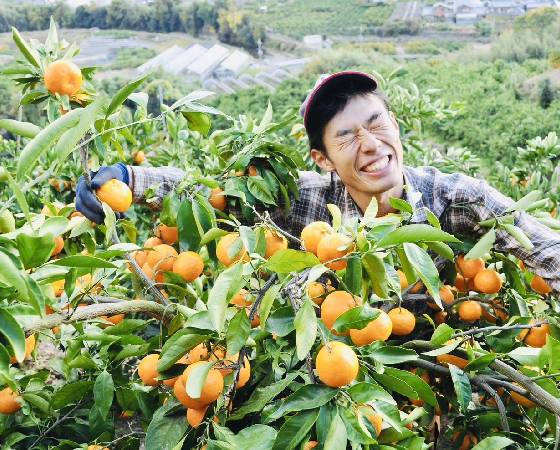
left=246, top=0, right=394, bottom=38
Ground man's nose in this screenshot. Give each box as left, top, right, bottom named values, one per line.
left=357, top=127, right=381, bottom=153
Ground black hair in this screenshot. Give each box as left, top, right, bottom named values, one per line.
left=306, top=79, right=390, bottom=154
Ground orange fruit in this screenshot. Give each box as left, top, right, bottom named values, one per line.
left=530, top=275, right=552, bottom=295
left=236, top=356, right=251, bottom=388
left=300, top=221, right=333, bottom=255
left=248, top=165, right=258, bottom=176
left=360, top=405, right=383, bottom=436
left=409, top=281, right=424, bottom=294
left=307, top=282, right=329, bottom=305
left=510, top=389, right=536, bottom=408
left=209, top=187, right=227, bottom=211
left=87, top=446, right=109, bottom=450
left=304, top=441, right=318, bottom=450
left=440, top=285, right=455, bottom=305
left=216, top=233, right=249, bottom=266
left=138, top=354, right=160, bottom=386
left=524, top=323, right=549, bottom=348
left=388, top=307, right=416, bottom=336
left=133, top=151, right=146, bottom=164
left=519, top=260, right=526, bottom=271
left=187, top=405, right=209, bottom=428
left=452, top=432, right=478, bottom=450
left=96, top=179, right=132, bottom=212
left=0, top=387, right=21, bottom=414
left=434, top=310, right=447, bottom=324
left=316, top=232, right=354, bottom=271
left=349, top=310, right=392, bottom=346
left=458, top=301, right=482, bottom=322
left=230, top=289, right=251, bottom=307
left=10, top=334, right=36, bottom=364
left=106, top=314, right=125, bottom=325
left=264, top=229, right=288, bottom=259
left=320, top=290, right=360, bottom=334
left=456, top=254, right=485, bottom=279
left=315, top=341, right=359, bottom=387
left=174, top=362, right=224, bottom=408
left=436, top=354, right=469, bottom=370
left=397, top=269, right=408, bottom=290
left=473, top=269, right=502, bottom=294
left=187, top=343, right=210, bottom=364
left=52, top=279, right=65, bottom=296
left=44, top=60, right=83, bottom=96
left=454, top=274, right=469, bottom=292
left=157, top=224, right=179, bottom=245
left=141, top=262, right=154, bottom=281
left=146, top=244, right=178, bottom=272
left=52, top=235, right=64, bottom=257
left=173, top=251, right=204, bottom=282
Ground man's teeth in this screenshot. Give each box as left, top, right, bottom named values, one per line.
left=362, top=156, right=389, bottom=173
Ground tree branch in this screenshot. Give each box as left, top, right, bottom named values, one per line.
left=22, top=299, right=176, bottom=335
left=476, top=382, right=510, bottom=433
left=451, top=321, right=547, bottom=339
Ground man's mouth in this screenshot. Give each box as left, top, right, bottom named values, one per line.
left=360, top=155, right=392, bottom=174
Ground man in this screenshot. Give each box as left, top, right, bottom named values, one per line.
left=76, top=71, right=560, bottom=291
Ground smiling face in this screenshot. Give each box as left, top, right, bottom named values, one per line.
left=310, top=93, right=404, bottom=213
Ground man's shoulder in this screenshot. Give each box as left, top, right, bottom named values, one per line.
left=404, top=165, right=480, bottom=194
left=296, top=170, right=333, bottom=190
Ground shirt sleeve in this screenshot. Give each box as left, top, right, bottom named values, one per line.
left=443, top=175, right=560, bottom=293
left=128, top=166, right=186, bottom=209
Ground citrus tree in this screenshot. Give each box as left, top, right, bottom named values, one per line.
left=0, top=21, right=559, bottom=450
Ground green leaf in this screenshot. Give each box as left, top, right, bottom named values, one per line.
left=207, top=262, right=244, bottom=333
left=377, top=224, right=459, bottom=247
left=501, top=224, right=534, bottom=250
left=0, top=119, right=41, bottom=138
left=183, top=111, right=211, bottom=136
left=52, top=381, right=94, bottom=410
left=229, top=372, right=299, bottom=420
left=227, top=308, right=251, bottom=357
left=430, top=324, right=454, bottom=346
left=366, top=346, right=418, bottom=365
left=372, top=372, right=418, bottom=400
left=0, top=249, right=29, bottom=299
left=361, top=197, right=378, bottom=227
left=383, top=367, right=437, bottom=407
left=344, top=256, right=362, bottom=295
left=505, top=190, right=542, bottom=213
left=54, top=95, right=106, bottom=167
left=93, top=370, right=114, bottom=420
left=271, top=409, right=319, bottom=450
left=185, top=360, right=213, bottom=399
left=158, top=331, right=207, bottom=371
left=268, top=385, right=337, bottom=421
left=16, top=233, right=55, bottom=269
left=212, top=424, right=277, bottom=450
left=389, top=197, right=413, bottom=214
left=12, top=27, right=40, bottom=67
left=5, top=170, right=32, bottom=225
left=160, top=194, right=180, bottom=227
left=347, top=382, right=395, bottom=405
left=464, top=353, right=497, bottom=372
left=200, top=227, right=229, bottom=246
left=324, top=413, right=348, bottom=450
left=448, top=364, right=471, bottom=413
left=294, top=299, right=317, bottom=361
left=332, top=305, right=381, bottom=333
left=362, top=253, right=389, bottom=298
left=327, top=204, right=341, bottom=231
left=49, top=255, right=117, bottom=269
left=16, top=108, right=84, bottom=180
left=264, top=249, right=320, bottom=274
left=177, top=198, right=199, bottom=251
left=465, top=228, right=496, bottom=260
left=403, top=242, right=442, bottom=308
left=145, top=401, right=189, bottom=450
left=105, top=74, right=148, bottom=117
left=259, top=283, right=281, bottom=327
left=0, top=310, right=26, bottom=363
left=426, top=241, right=455, bottom=260
left=0, top=344, right=10, bottom=378
left=247, top=177, right=276, bottom=205
left=265, top=306, right=295, bottom=337
left=471, top=436, right=514, bottom=450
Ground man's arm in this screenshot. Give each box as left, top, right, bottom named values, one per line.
left=127, top=165, right=186, bottom=209
left=442, top=174, right=560, bottom=292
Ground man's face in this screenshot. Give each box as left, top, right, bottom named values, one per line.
left=311, top=93, right=404, bottom=203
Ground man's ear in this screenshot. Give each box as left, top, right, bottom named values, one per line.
left=310, top=148, right=336, bottom=172
left=388, top=110, right=398, bottom=129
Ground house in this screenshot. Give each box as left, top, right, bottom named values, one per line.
left=302, top=35, right=332, bottom=50
left=187, top=44, right=230, bottom=79
left=431, top=2, right=455, bottom=19
left=136, top=45, right=185, bottom=74
left=216, top=49, right=252, bottom=77
left=487, top=0, right=525, bottom=15
left=525, top=0, right=557, bottom=10
left=454, top=0, right=487, bottom=15
left=456, top=12, right=480, bottom=22
left=165, top=44, right=206, bottom=76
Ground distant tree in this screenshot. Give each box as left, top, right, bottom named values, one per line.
left=475, top=20, right=492, bottom=37
left=539, top=78, right=555, bottom=109
left=549, top=50, right=560, bottom=69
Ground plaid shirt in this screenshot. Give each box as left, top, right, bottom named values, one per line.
left=128, top=165, right=560, bottom=292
